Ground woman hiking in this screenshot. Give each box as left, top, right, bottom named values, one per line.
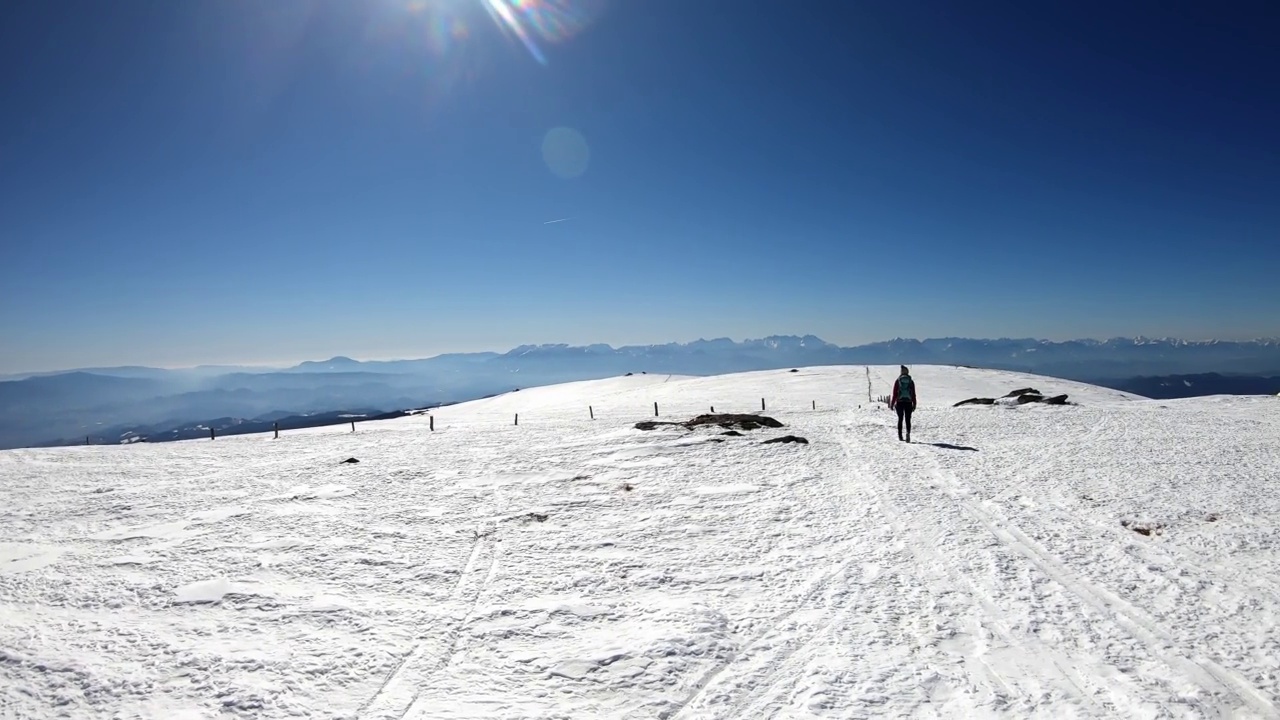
left=891, top=365, right=917, bottom=442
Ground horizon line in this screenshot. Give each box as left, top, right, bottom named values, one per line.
left=6, top=334, right=1279, bottom=378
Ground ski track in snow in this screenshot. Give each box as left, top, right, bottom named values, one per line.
left=1, top=365, right=1279, bottom=719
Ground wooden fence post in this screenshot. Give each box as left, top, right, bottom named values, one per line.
left=711, top=405, right=715, bottom=413
left=210, top=428, right=216, bottom=441
left=589, top=405, right=594, bottom=420
left=812, top=400, right=816, bottom=410
left=515, top=413, right=519, bottom=426
left=274, top=422, right=279, bottom=439
left=351, top=421, right=355, bottom=433
left=430, top=415, right=434, bottom=431
left=654, top=402, right=659, bottom=417
left=761, top=398, right=766, bottom=411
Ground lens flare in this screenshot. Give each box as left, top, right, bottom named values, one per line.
left=482, top=0, right=546, bottom=64
left=542, top=127, right=590, bottom=178
left=481, top=0, right=603, bottom=65
left=356, top=0, right=602, bottom=114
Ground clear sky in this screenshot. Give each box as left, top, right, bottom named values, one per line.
left=2, top=0, right=1278, bottom=372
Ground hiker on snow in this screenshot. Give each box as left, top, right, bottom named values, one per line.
left=891, top=365, right=916, bottom=442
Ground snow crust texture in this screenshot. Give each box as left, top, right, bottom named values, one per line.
left=2, top=365, right=1278, bottom=719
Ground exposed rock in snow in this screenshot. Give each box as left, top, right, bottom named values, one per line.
left=762, top=435, right=809, bottom=445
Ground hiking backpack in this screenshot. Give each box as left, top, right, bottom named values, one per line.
left=896, top=375, right=915, bottom=402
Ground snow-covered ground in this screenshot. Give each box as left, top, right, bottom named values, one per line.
left=2, top=365, right=1279, bottom=719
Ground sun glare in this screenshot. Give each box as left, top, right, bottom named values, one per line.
left=390, top=0, right=601, bottom=66
left=357, top=0, right=603, bottom=122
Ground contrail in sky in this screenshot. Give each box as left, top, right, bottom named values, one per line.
left=543, top=217, right=571, bottom=224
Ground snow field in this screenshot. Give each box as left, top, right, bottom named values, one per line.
left=1, top=365, right=1277, bottom=719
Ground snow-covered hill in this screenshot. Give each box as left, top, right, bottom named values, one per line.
left=2, top=366, right=1278, bottom=719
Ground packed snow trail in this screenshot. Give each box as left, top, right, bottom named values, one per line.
left=1, top=366, right=1278, bottom=719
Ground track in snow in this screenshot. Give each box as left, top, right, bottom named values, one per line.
left=855, top=419, right=1136, bottom=716
left=361, top=532, right=503, bottom=720
left=927, top=459, right=1277, bottom=718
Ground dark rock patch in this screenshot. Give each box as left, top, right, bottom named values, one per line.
left=1121, top=519, right=1164, bottom=537
left=509, top=512, right=548, bottom=524
left=621, top=483, right=634, bottom=492
left=721, top=430, right=744, bottom=437
left=638, top=414, right=784, bottom=432
left=762, top=435, right=809, bottom=445
left=956, top=391, right=1072, bottom=407
left=790, top=368, right=799, bottom=373
left=1018, top=393, right=1071, bottom=405
left=340, top=458, right=360, bottom=464
left=686, top=414, right=784, bottom=431
left=634, top=417, right=686, bottom=427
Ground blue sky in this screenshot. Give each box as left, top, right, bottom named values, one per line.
left=2, top=0, right=1278, bottom=372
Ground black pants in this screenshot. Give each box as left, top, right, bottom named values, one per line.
left=895, top=401, right=914, bottom=439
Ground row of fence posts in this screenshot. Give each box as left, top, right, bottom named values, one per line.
left=87, top=398, right=835, bottom=444
left=486, top=397, right=823, bottom=429
left=224, top=421, right=294, bottom=441
left=110, top=418, right=357, bottom=442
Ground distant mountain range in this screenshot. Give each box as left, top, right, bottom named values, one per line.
left=3, top=335, right=1278, bottom=449
left=1099, top=373, right=1280, bottom=400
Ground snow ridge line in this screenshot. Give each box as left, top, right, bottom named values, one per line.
left=358, top=534, right=500, bottom=720
left=928, top=461, right=1280, bottom=719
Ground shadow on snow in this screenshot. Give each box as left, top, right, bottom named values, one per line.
left=925, top=442, right=979, bottom=452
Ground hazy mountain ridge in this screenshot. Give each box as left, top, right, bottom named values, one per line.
left=1099, top=373, right=1280, bottom=400
left=4, top=335, right=1280, bottom=449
